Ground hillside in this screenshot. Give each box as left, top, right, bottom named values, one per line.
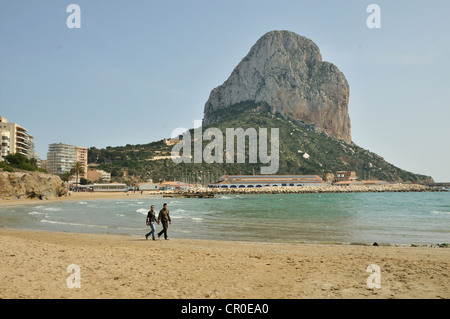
left=88, top=103, right=433, bottom=185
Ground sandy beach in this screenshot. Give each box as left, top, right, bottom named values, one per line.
left=0, top=192, right=449, bottom=299
left=0, top=225, right=448, bottom=299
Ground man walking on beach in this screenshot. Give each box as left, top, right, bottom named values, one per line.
left=157, top=203, right=171, bottom=240
left=145, top=205, right=157, bottom=240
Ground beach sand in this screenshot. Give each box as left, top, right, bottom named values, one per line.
left=0, top=226, right=448, bottom=299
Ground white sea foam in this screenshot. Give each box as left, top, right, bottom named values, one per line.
left=43, top=207, right=62, bottom=212
left=78, top=201, right=88, bottom=205
left=430, top=210, right=450, bottom=215
left=136, top=208, right=148, bottom=214
left=41, top=219, right=108, bottom=228
left=28, top=211, right=45, bottom=215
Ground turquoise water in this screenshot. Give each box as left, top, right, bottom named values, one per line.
left=0, top=192, right=449, bottom=245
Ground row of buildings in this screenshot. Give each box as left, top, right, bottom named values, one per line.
left=42, top=143, right=111, bottom=183
left=1, top=116, right=109, bottom=183
left=2, top=116, right=385, bottom=188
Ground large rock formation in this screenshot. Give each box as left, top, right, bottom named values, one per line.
left=203, top=30, right=352, bottom=143
left=0, top=171, right=67, bottom=200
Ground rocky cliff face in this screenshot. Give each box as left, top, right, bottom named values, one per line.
left=0, top=171, right=67, bottom=200
left=203, top=30, right=352, bottom=143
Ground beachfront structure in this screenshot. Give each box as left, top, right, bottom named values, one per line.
left=333, top=180, right=388, bottom=186
left=87, top=169, right=111, bottom=182
left=91, top=183, right=127, bottom=192
left=47, top=143, right=88, bottom=178
left=0, top=116, right=35, bottom=160
left=334, top=171, right=357, bottom=183
left=137, top=182, right=159, bottom=191
left=208, top=175, right=326, bottom=189
left=76, top=183, right=128, bottom=192
left=159, top=180, right=190, bottom=190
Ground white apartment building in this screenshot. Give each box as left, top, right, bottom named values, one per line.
left=1, top=130, right=10, bottom=159
left=47, top=143, right=88, bottom=178
left=0, top=116, right=35, bottom=160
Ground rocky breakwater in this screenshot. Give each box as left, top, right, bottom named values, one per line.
left=184, top=183, right=436, bottom=196
left=0, top=171, right=67, bottom=200
left=203, top=30, right=351, bottom=143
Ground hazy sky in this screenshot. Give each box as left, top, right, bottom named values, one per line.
left=1, top=0, right=449, bottom=181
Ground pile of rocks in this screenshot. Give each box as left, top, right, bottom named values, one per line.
left=183, top=183, right=435, bottom=195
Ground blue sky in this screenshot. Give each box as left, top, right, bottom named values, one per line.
left=1, top=0, right=449, bottom=181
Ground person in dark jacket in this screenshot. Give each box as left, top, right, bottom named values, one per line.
left=157, top=203, right=171, bottom=240
left=145, top=205, right=157, bottom=240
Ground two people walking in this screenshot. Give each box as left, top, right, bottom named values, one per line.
left=145, top=203, right=171, bottom=240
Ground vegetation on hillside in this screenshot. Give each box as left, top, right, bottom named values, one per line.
left=0, top=153, right=46, bottom=173
left=87, top=103, right=433, bottom=185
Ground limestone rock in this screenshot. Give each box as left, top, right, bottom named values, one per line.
left=0, top=171, right=67, bottom=200
left=203, top=30, right=351, bottom=143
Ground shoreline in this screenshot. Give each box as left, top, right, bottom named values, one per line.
left=0, top=224, right=425, bottom=248
left=1, top=189, right=447, bottom=248
left=0, top=191, right=163, bottom=208
left=0, top=227, right=448, bottom=299
left=0, top=183, right=442, bottom=207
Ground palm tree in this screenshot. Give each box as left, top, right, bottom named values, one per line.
left=70, top=161, right=85, bottom=191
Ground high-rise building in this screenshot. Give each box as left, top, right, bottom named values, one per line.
left=46, top=143, right=88, bottom=179
left=47, top=143, right=77, bottom=175
left=1, top=130, right=10, bottom=159
left=75, top=146, right=88, bottom=179
left=0, top=116, right=35, bottom=160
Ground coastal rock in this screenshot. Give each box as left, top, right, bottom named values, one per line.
left=167, top=183, right=435, bottom=196
left=203, top=30, right=351, bottom=143
left=0, top=171, right=67, bottom=200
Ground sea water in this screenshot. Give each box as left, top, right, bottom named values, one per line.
left=0, top=192, right=449, bottom=245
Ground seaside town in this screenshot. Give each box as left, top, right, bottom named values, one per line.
left=1, top=2, right=450, bottom=303
left=1, top=115, right=447, bottom=198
